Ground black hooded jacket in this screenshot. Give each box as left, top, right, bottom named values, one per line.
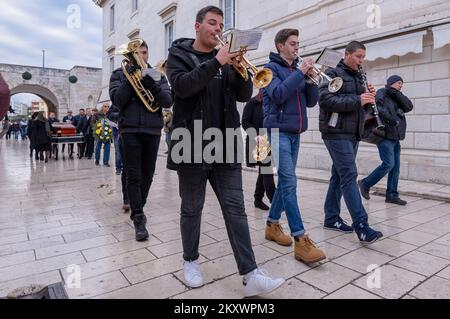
left=165, top=38, right=253, bottom=170
left=109, top=65, right=172, bottom=135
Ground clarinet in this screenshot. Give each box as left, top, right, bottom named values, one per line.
left=358, top=65, right=385, bottom=129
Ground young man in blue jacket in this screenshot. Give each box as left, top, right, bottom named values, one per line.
left=263, top=28, right=326, bottom=264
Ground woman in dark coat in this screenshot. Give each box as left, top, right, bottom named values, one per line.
left=32, top=111, right=51, bottom=162
left=242, top=90, right=275, bottom=211
left=27, top=112, right=39, bottom=159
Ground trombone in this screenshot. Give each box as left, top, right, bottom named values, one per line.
left=295, top=53, right=343, bottom=93
left=215, top=35, right=273, bottom=89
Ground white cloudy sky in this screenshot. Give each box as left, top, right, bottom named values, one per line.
left=0, top=0, right=102, bottom=69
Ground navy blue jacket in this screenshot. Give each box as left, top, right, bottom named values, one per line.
left=263, top=52, right=319, bottom=134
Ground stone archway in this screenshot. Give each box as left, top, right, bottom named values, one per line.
left=11, top=84, right=59, bottom=117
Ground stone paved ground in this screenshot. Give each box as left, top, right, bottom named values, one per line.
left=1, top=140, right=450, bottom=299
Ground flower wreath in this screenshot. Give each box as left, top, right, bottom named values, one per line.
left=94, top=119, right=113, bottom=142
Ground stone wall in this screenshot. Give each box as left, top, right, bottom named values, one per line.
left=95, top=0, right=450, bottom=184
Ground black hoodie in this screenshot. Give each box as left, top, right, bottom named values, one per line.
left=318, top=59, right=366, bottom=140
left=109, top=64, right=172, bottom=135
left=165, top=38, right=253, bottom=170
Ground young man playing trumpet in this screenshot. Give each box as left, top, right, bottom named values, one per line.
left=262, top=28, right=326, bottom=263
left=166, top=5, right=285, bottom=297
left=318, top=41, right=383, bottom=243
left=109, top=40, right=172, bottom=242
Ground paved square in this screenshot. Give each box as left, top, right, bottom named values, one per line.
left=1, top=141, right=449, bottom=299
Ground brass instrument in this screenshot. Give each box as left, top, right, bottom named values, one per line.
left=295, top=53, right=343, bottom=93
left=155, top=59, right=167, bottom=77
left=252, top=134, right=271, bottom=162
left=116, top=38, right=159, bottom=113
left=215, top=35, right=273, bottom=89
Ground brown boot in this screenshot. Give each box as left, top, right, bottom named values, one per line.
left=265, top=222, right=293, bottom=246
left=294, top=235, right=326, bottom=264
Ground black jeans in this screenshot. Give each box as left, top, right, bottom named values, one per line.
left=122, top=133, right=160, bottom=220
left=119, top=137, right=129, bottom=205
left=254, top=167, right=275, bottom=202
left=177, top=165, right=257, bottom=275
left=84, top=135, right=95, bottom=158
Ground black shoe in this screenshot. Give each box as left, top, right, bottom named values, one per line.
left=254, top=200, right=270, bottom=211
left=358, top=180, right=370, bottom=200
left=104, top=164, right=111, bottom=167
left=355, top=222, right=383, bottom=243
left=95, top=161, right=100, bottom=166
left=115, top=169, right=122, bottom=175
left=386, top=197, right=407, bottom=206
left=324, top=217, right=354, bottom=233
left=133, top=213, right=149, bottom=241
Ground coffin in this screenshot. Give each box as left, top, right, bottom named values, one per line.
left=51, top=123, right=77, bottom=137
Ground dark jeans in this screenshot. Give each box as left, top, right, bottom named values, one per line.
left=119, top=137, right=129, bottom=205
left=122, top=133, right=160, bottom=220
left=362, top=139, right=401, bottom=200
left=323, top=139, right=368, bottom=227
left=84, top=135, right=94, bottom=158
left=114, top=132, right=123, bottom=171
left=177, top=165, right=257, bottom=276
left=254, top=167, right=275, bottom=202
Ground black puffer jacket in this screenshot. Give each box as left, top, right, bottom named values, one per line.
left=376, top=87, right=413, bottom=140
left=109, top=67, right=172, bottom=135
left=319, top=59, right=366, bottom=140
left=165, top=38, right=253, bottom=170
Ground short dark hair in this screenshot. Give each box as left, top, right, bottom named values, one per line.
left=274, top=29, right=299, bottom=52
left=140, top=41, right=148, bottom=50
left=79, top=108, right=85, bottom=111
left=196, top=6, right=223, bottom=23
left=345, top=41, right=366, bottom=54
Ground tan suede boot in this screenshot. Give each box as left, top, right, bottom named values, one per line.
left=265, top=222, right=293, bottom=246
left=294, top=235, right=326, bottom=264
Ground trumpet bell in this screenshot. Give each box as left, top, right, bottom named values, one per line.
left=328, top=77, right=343, bottom=93
left=253, top=68, right=273, bottom=89
left=116, top=39, right=143, bottom=55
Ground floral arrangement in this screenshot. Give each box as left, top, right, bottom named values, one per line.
left=94, top=119, right=113, bottom=142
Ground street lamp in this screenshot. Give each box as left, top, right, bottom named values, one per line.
left=42, top=50, right=45, bottom=68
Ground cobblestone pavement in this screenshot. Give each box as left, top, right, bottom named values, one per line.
left=1, top=140, right=450, bottom=299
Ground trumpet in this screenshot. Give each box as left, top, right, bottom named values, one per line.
left=215, top=35, right=273, bottom=89
left=116, top=39, right=159, bottom=113
left=295, top=53, right=343, bottom=93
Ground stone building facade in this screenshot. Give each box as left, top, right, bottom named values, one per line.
left=94, top=0, right=450, bottom=184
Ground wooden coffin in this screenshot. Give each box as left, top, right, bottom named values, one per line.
left=51, top=123, right=77, bottom=137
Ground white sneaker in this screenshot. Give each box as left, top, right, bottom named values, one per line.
left=243, top=268, right=285, bottom=297
left=183, top=260, right=204, bottom=288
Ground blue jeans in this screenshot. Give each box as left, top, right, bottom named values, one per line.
left=114, top=132, right=122, bottom=170
left=267, top=132, right=305, bottom=237
left=362, top=139, right=400, bottom=200
left=323, top=139, right=368, bottom=227
left=95, top=140, right=111, bottom=165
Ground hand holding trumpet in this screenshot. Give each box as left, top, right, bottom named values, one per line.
left=298, top=57, right=315, bottom=75
left=215, top=42, right=241, bottom=66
